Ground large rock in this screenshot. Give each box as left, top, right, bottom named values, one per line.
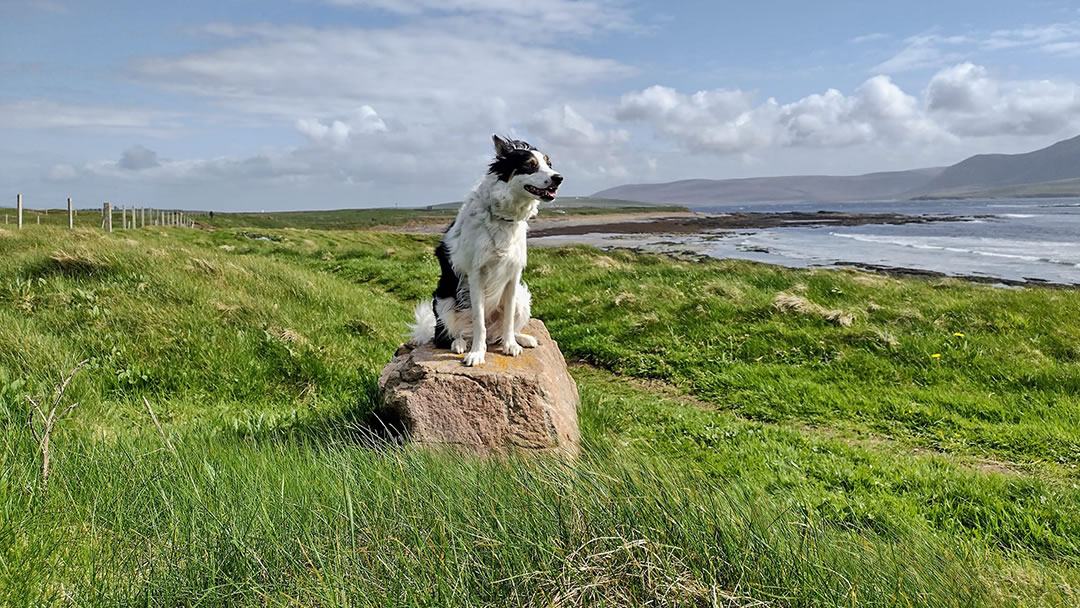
left=377, top=319, right=580, bottom=457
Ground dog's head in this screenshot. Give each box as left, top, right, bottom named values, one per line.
left=488, top=135, right=562, bottom=202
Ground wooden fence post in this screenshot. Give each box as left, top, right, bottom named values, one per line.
left=68, top=198, right=73, bottom=229
left=104, top=202, right=112, bottom=232
left=17, top=194, right=22, bottom=229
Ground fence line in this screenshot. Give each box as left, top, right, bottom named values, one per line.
left=8, top=194, right=212, bottom=232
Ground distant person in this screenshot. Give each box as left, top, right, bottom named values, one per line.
left=209, top=211, right=214, bottom=220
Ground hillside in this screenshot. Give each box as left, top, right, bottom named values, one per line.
left=593, top=168, right=943, bottom=205
left=1, top=226, right=1079, bottom=604
left=914, top=176, right=1080, bottom=200
left=913, top=134, right=1080, bottom=196
left=594, top=134, right=1080, bottom=204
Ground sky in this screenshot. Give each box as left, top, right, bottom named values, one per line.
left=3, top=0, right=1080, bottom=211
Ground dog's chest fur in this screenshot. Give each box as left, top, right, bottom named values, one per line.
left=445, top=175, right=537, bottom=306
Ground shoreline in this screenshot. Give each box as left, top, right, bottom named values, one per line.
left=528, top=210, right=971, bottom=238
left=553, top=243, right=1080, bottom=290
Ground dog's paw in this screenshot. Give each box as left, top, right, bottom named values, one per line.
left=502, top=340, right=522, bottom=357
left=516, top=333, right=538, bottom=348
left=462, top=351, right=486, bottom=367
left=451, top=338, right=468, bottom=354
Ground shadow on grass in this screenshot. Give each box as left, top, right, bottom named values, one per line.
left=222, top=371, right=411, bottom=448
left=23, top=251, right=113, bottom=279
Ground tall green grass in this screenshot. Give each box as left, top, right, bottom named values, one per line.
left=1, top=225, right=1077, bottom=606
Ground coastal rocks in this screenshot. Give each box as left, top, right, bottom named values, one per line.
left=376, top=319, right=580, bottom=457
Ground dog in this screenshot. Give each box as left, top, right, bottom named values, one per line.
left=408, top=134, right=563, bottom=366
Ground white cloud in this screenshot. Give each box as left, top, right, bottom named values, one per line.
left=134, top=22, right=631, bottom=123
left=926, top=63, right=1080, bottom=136
left=873, top=34, right=970, bottom=73
left=852, top=32, right=890, bottom=44
left=983, top=22, right=1080, bottom=51
left=874, top=22, right=1080, bottom=74
left=320, top=0, right=635, bottom=36
left=616, top=86, right=775, bottom=153
left=615, top=64, right=1080, bottom=155
left=0, top=100, right=181, bottom=134
left=526, top=104, right=629, bottom=147
left=295, top=105, right=387, bottom=147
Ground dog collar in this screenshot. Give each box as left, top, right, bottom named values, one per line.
left=489, top=210, right=517, bottom=223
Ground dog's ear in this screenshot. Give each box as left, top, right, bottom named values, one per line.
left=492, top=134, right=513, bottom=158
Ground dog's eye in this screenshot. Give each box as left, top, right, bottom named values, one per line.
left=525, top=158, right=537, bottom=168
left=544, top=155, right=552, bottom=168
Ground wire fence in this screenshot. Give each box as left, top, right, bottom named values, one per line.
left=4, top=194, right=212, bottom=231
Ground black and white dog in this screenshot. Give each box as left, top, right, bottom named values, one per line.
left=408, top=135, right=562, bottom=366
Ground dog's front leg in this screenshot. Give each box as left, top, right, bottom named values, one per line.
left=499, top=273, right=522, bottom=357
left=463, top=272, right=487, bottom=366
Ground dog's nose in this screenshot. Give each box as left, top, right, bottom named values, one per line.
left=550, top=174, right=563, bottom=187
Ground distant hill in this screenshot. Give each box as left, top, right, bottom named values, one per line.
left=593, top=134, right=1080, bottom=204
left=910, top=134, right=1080, bottom=197
left=594, top=168, right=944, bottom=205
left=914, top=177, right=1080, bottom=200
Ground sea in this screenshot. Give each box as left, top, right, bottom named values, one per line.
left=532, top=198, right=1080, bottom=286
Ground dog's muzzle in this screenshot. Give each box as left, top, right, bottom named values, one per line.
left=525, top=174, right=562, bottom=202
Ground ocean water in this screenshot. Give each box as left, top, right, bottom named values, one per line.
left=533, top=198, right=1080, bottom=286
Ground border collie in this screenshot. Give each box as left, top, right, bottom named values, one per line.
left=408, top=134, right=562, bottom=366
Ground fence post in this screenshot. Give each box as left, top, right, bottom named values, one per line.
left=17, top=194, right=22, bottom=229
left=104, top=202, right=112, bottom=232
left=68, top=198, right=73, bottom=229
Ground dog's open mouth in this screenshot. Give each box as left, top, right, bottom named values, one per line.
left=524, top=184, right=558, bottom=201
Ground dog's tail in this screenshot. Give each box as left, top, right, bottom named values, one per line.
left=407, top=300, right=436, bottom=345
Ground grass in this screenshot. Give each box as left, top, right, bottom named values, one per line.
left=0, top=200, right=686, bottom=233
left=1, top=224, right=1078, bottom=606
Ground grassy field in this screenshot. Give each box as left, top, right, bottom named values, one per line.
left=1, top=224, right=1078, bottom=606
left=0, top=200, right=685, bottom=233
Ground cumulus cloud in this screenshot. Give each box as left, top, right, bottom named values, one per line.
left=295, top=106, right=387, bottom=147
left=616, top=86, right=775, bottom=153
left=926, top=63, right=1080, bottom=136
left=526, top=105, right=629, bottom=147
left=615, top=64, right=1080, bottom=155
left=118, top=145, right=161, bottom=170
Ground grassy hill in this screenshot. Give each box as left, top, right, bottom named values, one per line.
left=592, top=168, right=945, bottom=205
left=914, top=177, right=1080, bottom=200
left=914, top=134, right=1080, bottom=197
left=591, top=133, right=1080, bottom=204
left=1, top=224, right=1079, bottom=605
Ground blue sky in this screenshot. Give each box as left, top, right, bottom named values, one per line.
left=3, top=0, right=1080, bottom=211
